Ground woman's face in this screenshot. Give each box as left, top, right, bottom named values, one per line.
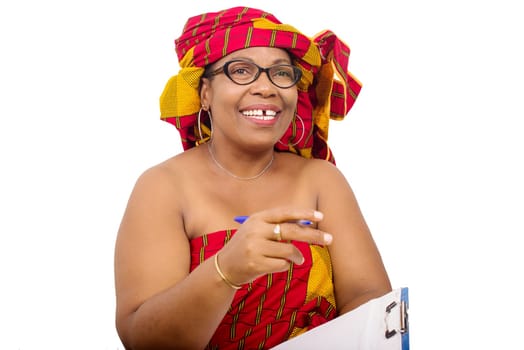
left=200, top=46, right=298, bottom=149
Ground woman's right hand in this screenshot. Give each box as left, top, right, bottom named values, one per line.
left=215, top=207, right=333, bottom=286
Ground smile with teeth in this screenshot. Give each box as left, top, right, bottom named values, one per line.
left=242, top=109, right=277, bottom=120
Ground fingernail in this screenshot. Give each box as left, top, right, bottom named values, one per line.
left=296, top=256, right=305, bottom=265
left=323, top=233, right=333, bottom=245
left=313, top=211, right=323, bottom=219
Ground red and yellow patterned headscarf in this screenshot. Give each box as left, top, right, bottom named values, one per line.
left=160, top=6, right=361, bottom=163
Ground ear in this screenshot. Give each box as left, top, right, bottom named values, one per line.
left=200, top=77, right=211, bottom=109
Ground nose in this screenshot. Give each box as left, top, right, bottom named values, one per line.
left=249, top=70, right=277, bottom=96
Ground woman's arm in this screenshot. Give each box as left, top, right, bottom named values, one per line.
left=316, top=161, right=392, bottom=314
left=114, top=166, right=237, bottom=349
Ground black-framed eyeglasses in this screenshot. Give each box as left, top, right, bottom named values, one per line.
left=206, top=59, right=302, bottom=89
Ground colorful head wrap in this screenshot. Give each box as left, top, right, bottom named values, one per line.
left=160, top=6, right=362, bottom=163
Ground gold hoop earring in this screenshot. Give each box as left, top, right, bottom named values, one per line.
left=278, top=113, right=305, bottom=147
left=197, top=107, right=213, bottom=143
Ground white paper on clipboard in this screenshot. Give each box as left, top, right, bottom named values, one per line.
left=271, top=287, right=409, bottom=350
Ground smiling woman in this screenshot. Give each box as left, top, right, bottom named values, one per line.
left=200, top=47, right=300, bottom=156
left=113, top=6, right=391, bottom=349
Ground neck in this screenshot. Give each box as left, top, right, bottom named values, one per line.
left=207, top=143, right=274, bottom=181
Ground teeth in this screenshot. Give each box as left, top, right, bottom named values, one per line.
left=242, top=109, right=277, bottom=119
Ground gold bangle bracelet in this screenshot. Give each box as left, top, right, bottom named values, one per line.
left=214, top=253, right=242, bottom=290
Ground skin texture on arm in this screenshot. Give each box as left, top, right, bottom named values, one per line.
left=114, top=164, right=238, bottom=349
left=313, top=159, right=392, bottom=314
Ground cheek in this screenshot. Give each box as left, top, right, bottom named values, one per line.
left=284, top=90, right=299, bottom=111
left=281, top=92, right=299, bottom=127
left=206, top=81, right=242, bottom=108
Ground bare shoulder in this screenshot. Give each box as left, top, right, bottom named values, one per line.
left=307, top=157, right=346, bottom=178
left=117, top=147, right=206, bottom=242
left=115, top=147, right=205, bottom=282
left=132, top=147, right=202, bottom=202
left=280, top=153, right=348, bottom=185
left=136, top=151, right=190, bottom=185
left=299, top=156, right=392, bottom=313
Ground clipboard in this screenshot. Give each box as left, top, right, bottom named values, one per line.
left=271, top=287, right=409, bottom=350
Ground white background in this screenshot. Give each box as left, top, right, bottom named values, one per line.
left=1, top=0, right=522, bottom=349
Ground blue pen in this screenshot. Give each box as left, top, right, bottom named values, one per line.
left=234, top=215, right=312, bottom=226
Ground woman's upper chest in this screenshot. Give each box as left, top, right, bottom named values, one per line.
left=181, top=153, right=322, bottom=236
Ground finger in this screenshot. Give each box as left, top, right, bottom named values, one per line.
left=260, top=240, right=305, bottom=266
left=277, top=222, right=333, bottom=246
left=251, top=256, right=293, bottom=275
left=266, top=257, right=293, bottom=273
left=272, top=223, right=283, bottom=241
left=259, top=207, right=325, bottom=225
left=218, top=239, right=301, bottom=284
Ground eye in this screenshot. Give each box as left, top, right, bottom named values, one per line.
left=228, top=62, right=255, bottom=76
left=271, top=66, right=295, bottom=79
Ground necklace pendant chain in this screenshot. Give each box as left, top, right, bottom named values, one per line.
left=207, top=143, right=274, bottom=181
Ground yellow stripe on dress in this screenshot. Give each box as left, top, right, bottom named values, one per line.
left=306, top=245, right=336, bottom=307
left=288, top=245, right=336, bottom=338
left=276, top=263, right=294, bottom=320
left=199, top=234, right=208, bottom=264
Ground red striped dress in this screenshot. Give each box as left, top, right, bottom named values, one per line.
left=190, top=229, right=337, bottom=349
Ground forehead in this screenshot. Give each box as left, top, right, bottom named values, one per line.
left=213, top=47, right=292, bottom=67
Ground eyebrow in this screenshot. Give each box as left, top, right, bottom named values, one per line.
left=229, top=57, right=292, bottom=65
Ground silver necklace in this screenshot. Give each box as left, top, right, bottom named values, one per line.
left=207, top=143, right=274, bottom=181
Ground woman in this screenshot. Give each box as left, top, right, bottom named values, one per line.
left=114, top=6, right=391, bottom=350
